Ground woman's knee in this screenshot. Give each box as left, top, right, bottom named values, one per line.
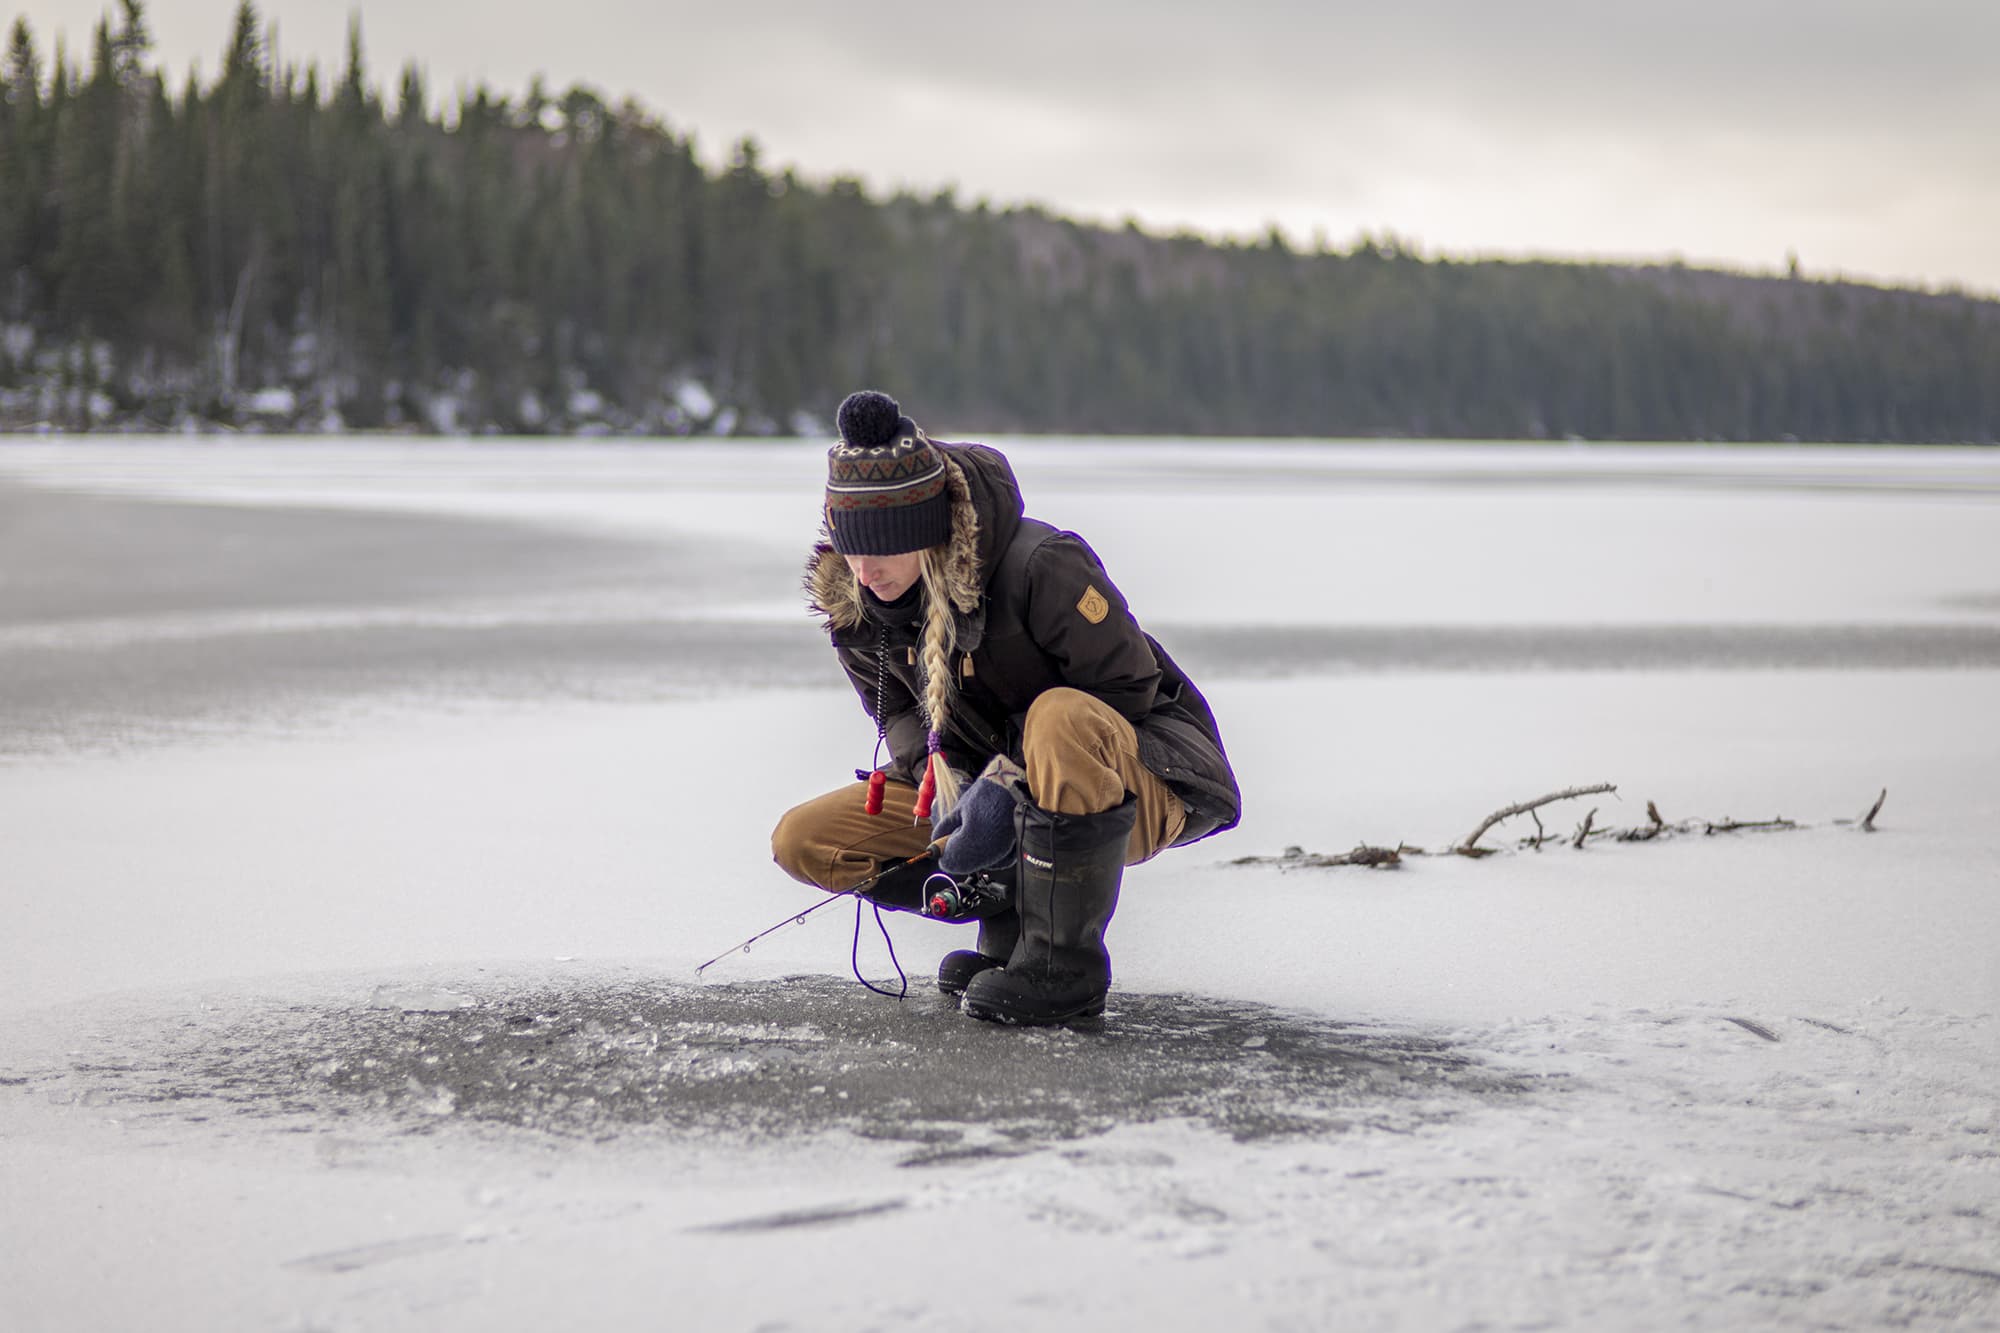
left=1023, top=687, right=1112, bottom=746
left=770, top=801, right=819, bottom=881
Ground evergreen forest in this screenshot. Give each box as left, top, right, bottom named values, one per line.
left=3, top=2, right=1996, bottom=442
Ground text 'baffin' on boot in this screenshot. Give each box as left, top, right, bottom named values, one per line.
left=960, top=794, right=1137, bottom=1025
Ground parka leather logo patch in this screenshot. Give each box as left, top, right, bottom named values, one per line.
left=1076, top=586, right=1110, bottom=625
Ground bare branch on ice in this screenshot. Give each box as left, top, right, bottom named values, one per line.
left=1235, top=784, right=1892, bottom=874
left=1703, top=816, right=1799, bottom=835
left=1456, top=783, right=1618, bottom=856
left=1230, top=844, right=1405, bottom=871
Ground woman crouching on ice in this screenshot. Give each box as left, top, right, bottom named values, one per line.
left=771, top=391, right=1241, bottom=1025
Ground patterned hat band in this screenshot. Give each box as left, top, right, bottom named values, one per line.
left=826, top=468, right=949, bottom=508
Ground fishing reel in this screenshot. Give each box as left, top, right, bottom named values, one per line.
left=920, top=869, right=1012, bottom=923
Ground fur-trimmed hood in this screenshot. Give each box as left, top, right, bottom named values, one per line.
left=804, top=441, right=1026, bottom=645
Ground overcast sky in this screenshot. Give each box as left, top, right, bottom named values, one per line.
left=17, top=0, right=2000, bottom=293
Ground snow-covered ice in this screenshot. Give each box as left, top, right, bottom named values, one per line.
left=0, top=439, right=1996, bottom=1331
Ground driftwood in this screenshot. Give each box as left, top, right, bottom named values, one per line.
left=1231, top=782, right=1888, bottom=872
left=1230, top=843, right=1410, bottom=870
left=1704, top=816, right=1799, bottom=835
left=1457, top=783, right=1618, bottom=856
left=1615, top=801, right=1670, bottom=842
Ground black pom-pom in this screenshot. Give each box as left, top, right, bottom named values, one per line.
left=837, top=390, right=903, bottom=448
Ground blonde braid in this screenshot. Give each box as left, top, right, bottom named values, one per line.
left=917, top=546, right=964, bottom=820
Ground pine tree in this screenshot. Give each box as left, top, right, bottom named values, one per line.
left=204, top=0, right=274, bottom=403
left=48, top=17, right=125, bottom=360
left=0, top=20, right=47, bottom=322
left=111, top=0, right=151, bottom=85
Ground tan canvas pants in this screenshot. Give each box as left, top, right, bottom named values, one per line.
left=771, top=687, right=1187, bottom=892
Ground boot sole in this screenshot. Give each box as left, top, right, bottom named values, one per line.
left=960, top=993, right=1107, bottom=1026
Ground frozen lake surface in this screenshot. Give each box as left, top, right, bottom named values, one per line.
left=1, top=438, right=1996, bottom=1331
left=4, top=438, right=1999, bottom=757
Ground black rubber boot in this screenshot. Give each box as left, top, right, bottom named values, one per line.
left=929, top=862, right=1018, bottom=994
left=960, top=794, right=1136, bottom=1026
left=936, top=911, right=1020, bottom=996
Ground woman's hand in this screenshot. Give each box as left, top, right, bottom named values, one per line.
left=932, top=756, right=1029, bottom=874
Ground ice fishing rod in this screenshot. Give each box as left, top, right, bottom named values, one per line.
left=693, top=854, right=927, bottom=977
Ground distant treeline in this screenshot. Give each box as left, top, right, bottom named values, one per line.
left=3, top=1, right=1997, bottom=442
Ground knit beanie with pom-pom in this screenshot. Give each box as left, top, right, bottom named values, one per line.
left=824, top=390, right=951, bottom=556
